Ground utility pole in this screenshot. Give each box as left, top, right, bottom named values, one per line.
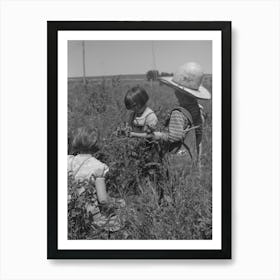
left=150, top=41, right=157, bottom=90
left=82, top=41, right=86, bottom=85
left=151, top=41, right=157, bottom=80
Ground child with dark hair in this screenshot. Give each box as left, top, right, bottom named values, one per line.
left=123, top=87, right=165, bottom=201
left=124, top=86, right=158, bottom=133
left=68, top=127, right=124, bottom=232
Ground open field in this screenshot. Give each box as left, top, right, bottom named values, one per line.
left=68, top=73, right=146, bottom=82
left=68, top=75, right=212, bottom=240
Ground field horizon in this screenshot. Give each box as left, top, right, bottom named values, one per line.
left=68, top=73, right=212, bottom=81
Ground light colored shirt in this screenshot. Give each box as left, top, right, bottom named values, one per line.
left=67, top=154, right=109, bottom=182
left=131, top=107, right=158, bottom=132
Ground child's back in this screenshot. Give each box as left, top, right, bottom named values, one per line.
left=68, top=154, right=109, bottom=182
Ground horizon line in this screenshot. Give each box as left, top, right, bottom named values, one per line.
left=68, top=73, right=212, bottom=79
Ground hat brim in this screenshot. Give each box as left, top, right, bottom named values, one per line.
left=158, top=76, right=211, bottom=100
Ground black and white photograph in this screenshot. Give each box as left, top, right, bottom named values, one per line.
left=67, top=40, right=213, bottom=239
left=48, top=21, right=231, bottom=259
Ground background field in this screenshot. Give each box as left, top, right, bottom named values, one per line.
left=68, top=75, right=212, bottom=240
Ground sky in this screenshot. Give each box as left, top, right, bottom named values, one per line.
left=68, top=40, right=212, bottom=77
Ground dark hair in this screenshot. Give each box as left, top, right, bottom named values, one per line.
left=71, top=127, right=99, bottom=154
left=124, top=86, right=149, bottom=110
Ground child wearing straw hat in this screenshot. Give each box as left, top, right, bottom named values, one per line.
left=152, top=62, right=211, bottom=168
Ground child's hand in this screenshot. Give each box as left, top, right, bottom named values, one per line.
left=153, top=132, right=166, bottom=141
left=144, top=122, right=156, bottom=134
left=115, top=124, right=131, bottom=137
left=145, top=133, right=154, bottom=140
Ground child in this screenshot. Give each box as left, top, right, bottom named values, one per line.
left=68, top=127, right=123, bottom=232
left=124, top=86, right=158, bottom=134
left=153, top=62, right=211, bottom=169
left=124, top=86, right=164, bottom=201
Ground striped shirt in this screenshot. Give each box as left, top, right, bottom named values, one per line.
left=168, top=110, right=186, bottom=142
left=162, top=104, right=202, bottom=144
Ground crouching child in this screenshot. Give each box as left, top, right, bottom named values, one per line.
left=68, top=127, right=124, bottom=234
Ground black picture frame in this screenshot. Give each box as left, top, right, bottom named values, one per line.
left=47, top=21, right=231, bottom=259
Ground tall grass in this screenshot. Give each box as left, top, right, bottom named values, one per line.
left=68, top=76, right=212, bottom=240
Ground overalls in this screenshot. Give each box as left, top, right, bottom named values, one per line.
left=163, top=107, right=199, bottom=176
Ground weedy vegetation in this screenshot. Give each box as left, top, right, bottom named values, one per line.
left=68, top=75, right=212, bottom=240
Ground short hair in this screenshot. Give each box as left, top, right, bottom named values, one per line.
left=71, top=127, right=98, bottom=154
left=124, top=86, right=149, bottom=110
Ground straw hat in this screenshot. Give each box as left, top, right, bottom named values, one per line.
left=159, top=62, right=211, bottom=100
